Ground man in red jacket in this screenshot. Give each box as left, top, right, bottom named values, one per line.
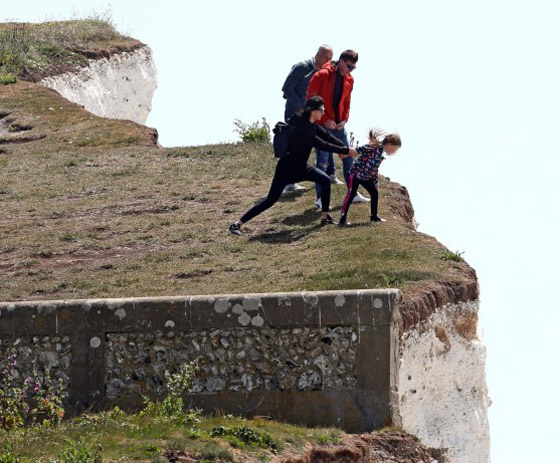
left=306, top=49, right=370, bottom=207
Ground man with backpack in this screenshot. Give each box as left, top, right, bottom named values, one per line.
left=280, top=44, right=333, bottom=193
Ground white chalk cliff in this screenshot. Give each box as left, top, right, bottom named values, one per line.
left=39, top=45, right=157, bottom=124
left=392, top=300, right=491, bottom=463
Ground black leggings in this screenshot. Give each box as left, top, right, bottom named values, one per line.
left=340, top=174, right=379, bottom=218
left=241, top=167, right=331, bottom=223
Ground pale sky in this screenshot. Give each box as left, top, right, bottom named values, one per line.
left=3, top=1, right=560, bottom=461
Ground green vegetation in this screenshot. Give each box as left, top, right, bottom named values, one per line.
left=314, top=430, right=341, bottom=445
left=0, top=73, right=16, bottom=85
left=139, top=362, right=199, bottom=425
left=57, top=439, right=102, bottom=463
left=1, top=357, right=326, bottom=461
left=233, top=117, right=271, bottom=143
left=441, top=250, right=464, bottom=262
left=0, top=352, right=65, bottom=431
left=0, top=13, right=136, bottom=79
left=0, top=442, right=21, bottom=463
left=210, top=426, right=278, bottom=450
left=0, top=406, right=345, bottom=462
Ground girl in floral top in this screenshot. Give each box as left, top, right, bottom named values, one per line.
left=339, top=129, right=401, bottom=226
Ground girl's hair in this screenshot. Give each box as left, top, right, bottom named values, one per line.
left=368, top=128, right=402, bottom=147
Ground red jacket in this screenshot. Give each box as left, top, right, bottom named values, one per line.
left=306, top=61, right=354, bottom=125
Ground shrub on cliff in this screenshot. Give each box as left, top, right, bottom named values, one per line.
left=0, top=73, right=16, bottom=85
left=140, top=362, right=200, bottom=425
left=233, top=117, right=271, bottom=144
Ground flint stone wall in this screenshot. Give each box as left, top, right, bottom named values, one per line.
left=0, top=335, right=72, bottom=394
left=106, top=325, right=359, bottom=398
left=0, top=289, right=400, bottom=432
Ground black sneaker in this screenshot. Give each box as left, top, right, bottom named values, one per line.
left=228, top=223, right=242, bottom=235
left=370, top=215, right=386, bottom=222
left=320, top=214, right=335, bottom=226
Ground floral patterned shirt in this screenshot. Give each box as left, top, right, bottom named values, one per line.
left=350, top=144, right=385, bottom=185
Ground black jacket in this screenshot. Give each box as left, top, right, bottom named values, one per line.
left=275, top=114, right=349, bottom=181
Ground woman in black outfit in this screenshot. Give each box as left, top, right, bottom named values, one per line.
left=229, top=96, right=357, bottom=235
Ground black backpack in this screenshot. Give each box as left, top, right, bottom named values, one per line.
left=272, top=121, right=294, bottom=158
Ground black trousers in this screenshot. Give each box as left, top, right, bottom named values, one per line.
left=340, top=174, right=379, bottom=218
left=241, top=167, right=331, bottom=224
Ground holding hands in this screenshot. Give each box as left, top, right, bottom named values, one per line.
left=339, top=148, right=358, bottom=159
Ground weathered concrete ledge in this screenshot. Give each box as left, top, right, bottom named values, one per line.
left=0, top=289, right=401, bottom=432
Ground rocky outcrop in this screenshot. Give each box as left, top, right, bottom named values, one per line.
left=282, top=431, right=448, bottom=462
left=39, top=45, right=157, bottom=124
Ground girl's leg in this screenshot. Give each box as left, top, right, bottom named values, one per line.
left=305, top=167, right=331, bottom=213
left=342, top=155, right=354, bottom=186
left=239, top=177, right=288, bottom=224
left=360, top=179, right=380, bottom=219
left=340, top=174, right=360, bottom=218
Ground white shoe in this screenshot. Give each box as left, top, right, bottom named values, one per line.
left=352, top=192, right=371, bottom=203
left=283, top=183, right=306, bottom=194
left=315, top=198, right=322, bottom=209
left=330, top=174, right=344, bottom=185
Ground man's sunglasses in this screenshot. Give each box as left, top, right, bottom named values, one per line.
left=345, top=61, right=356, bottom=71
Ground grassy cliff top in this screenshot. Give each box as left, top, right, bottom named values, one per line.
left=0, top=81, right=476, bottom=305
left=0, top=19, right=141, bottom=81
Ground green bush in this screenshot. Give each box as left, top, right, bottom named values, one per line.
left=441, top=250, right=464, bottom=262
left=0, top=72, right=16, bottom=85
left=210, top=425, right=278, bottom=450
left=0, top=442, right=21, bottom=463
left=140, top=362, right=200, bottom=425
left=233, top=118, right=271, bottom=143
left=58, top=439, right=102, bottom=463
left=315, top=431, right=340, bottom=445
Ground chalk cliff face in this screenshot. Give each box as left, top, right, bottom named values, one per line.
left=392, top=300, right=490, bottom=463
left=384, top=186, right=490, bottom=463
left=39, top=45, right=157, bottom=124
